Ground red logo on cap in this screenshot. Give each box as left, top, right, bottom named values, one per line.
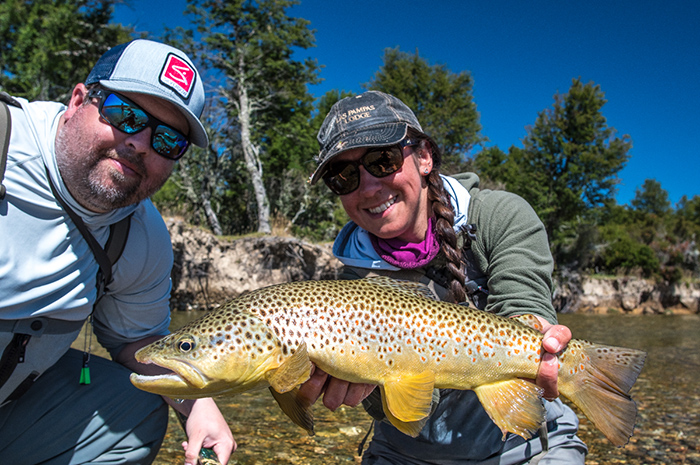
left=160, top=53, right=195, bottom=98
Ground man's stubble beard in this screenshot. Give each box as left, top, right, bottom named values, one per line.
left=55, top=122, right=167, bottom=212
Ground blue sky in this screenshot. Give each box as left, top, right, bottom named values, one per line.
left=114, top=0, right=700, bottom=207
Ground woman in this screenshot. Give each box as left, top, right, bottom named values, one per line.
left=300, top=91, right=587, bottom=464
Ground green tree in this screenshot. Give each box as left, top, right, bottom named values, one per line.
left=631, top=178, right=671, bottom=217
left=288, top=89, right=354, bottom=241
left=598, top=231, right=659, bottom=278
left=0, top=0, right=133, bottom=102
left=183, top=0, right=320, bottom=234
left=677, top=195, right=700, bottom=223
left=477, top=78, right=632, bottom=251
left=365, top=48, right=484, bottom=174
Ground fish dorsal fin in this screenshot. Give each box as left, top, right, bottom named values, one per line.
left=268, top=386, right=315, bottom=436
left=511, top=314, right=544, bottom=332
left=378, top=384, right=431, bottom=438
left=362, top=276, right=437, bottom=301
left=473, top=379, right=545, bottom=440
left=382, top=370, right=436, bottom=424
left=265, top=342, right=312, bottom=393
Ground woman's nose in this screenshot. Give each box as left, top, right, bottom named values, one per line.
left=356, top=166, right=383, bottom=196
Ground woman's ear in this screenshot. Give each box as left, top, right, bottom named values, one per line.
left=417, top=140, right=434, bottom=175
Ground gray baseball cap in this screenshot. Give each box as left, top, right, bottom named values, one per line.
left=309, top=91, right=427, bottom=184
left=86, top=39, right=208, bottom=148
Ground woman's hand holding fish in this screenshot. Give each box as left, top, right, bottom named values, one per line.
left=534, top=318, right=573, bottom=400
left=297, top=365, right=376, bottom=411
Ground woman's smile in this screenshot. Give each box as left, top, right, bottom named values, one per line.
left=368, top=196, right=397, bottom=214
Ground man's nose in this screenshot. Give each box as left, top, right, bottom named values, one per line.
left=124, top=128, right=152, bottom=155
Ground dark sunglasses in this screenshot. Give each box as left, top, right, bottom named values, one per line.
left=88, top=88, right=190, bottom=160
left=322, top=139, right=418, bottom=195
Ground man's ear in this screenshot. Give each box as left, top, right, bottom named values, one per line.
left=62, top=84, right=89, bottom=121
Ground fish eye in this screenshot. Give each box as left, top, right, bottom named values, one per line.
left=178, top=338, right=195, bottom=353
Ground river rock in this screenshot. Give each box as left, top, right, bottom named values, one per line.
left=166, top=218, right=341, bottom=310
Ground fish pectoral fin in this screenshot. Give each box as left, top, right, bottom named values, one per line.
left=382, top=371, right=435, bottom=423
left=378, top=385, right=430, bottom=437
left=473, top=379, right=545, bottom=441
left=265, top=342, right=313, bottom=393
left=268, top=386, right=315, bottom=436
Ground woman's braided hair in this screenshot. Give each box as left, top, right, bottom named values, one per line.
left=408, top=128, right=468, bottom=303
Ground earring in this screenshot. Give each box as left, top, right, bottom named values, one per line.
left=424, top=168, right=430, bottom=174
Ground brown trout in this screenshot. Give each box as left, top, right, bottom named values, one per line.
left=131, top=277, right=646, bottom=446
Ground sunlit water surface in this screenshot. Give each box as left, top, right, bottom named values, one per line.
left=152, top=312, right=700, bottom=465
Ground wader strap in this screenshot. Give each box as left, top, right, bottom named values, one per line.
left=0, top=333, right=31, bottom=390
left=0, top=92, right=20, bottom=200
left=0, top=319, right=83, bottom=405
left=5, top=371, right=39, bottom=403
left=0, top=100, right=11, bottom=200
left=45, top=166, right=132, bottom=299
left=0, top=171, right=131, bottom=399
left=357, top=420, right=375, bottom=457
left=43, top=169, right=131, bottom=390
left=46, top=170, right=114, bottom=287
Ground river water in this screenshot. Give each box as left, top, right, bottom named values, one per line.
left=153, top=312, right=700, bottom=465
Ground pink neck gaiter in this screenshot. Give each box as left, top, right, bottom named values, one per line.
left=370, top=218, right=440, bottom=269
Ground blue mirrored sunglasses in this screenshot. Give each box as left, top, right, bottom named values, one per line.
left=88, top=88, right=190, bottom=160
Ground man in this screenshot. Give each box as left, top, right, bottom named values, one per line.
left=0, top=40, right=234, bottom=465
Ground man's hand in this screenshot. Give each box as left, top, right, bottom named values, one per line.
left=296, top=366, right=375, bottom=411
left=116, top=337, right=235, bottom=465
left=182, top=398, right=235, bottom=465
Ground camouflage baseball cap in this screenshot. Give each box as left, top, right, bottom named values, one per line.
left=309, top=91, right=426, bottom=184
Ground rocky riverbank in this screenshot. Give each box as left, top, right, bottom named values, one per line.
left=166, top=218, right=700, bottom=315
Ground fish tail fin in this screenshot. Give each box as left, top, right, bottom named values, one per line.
left=559, top=341, right=646, bottom=447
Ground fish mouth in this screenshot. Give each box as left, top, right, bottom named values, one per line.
left=129, top=372, right=202, bottom=398
left=131, top=349, right=211, bottom=397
